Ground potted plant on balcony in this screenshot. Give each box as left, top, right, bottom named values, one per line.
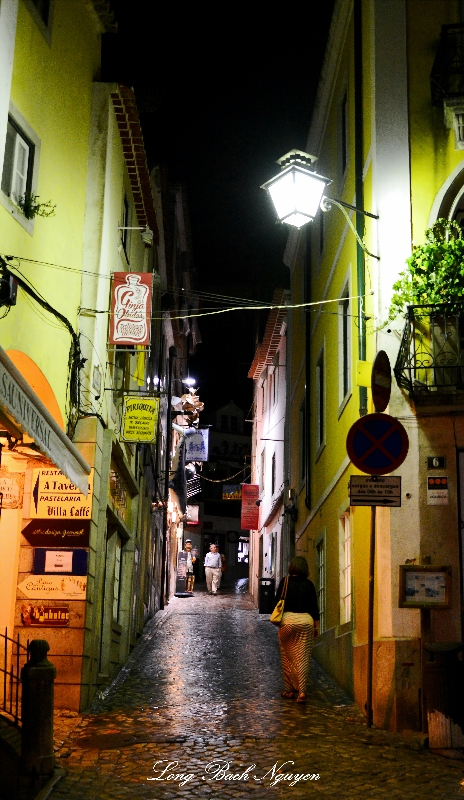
left=389, top=218, right=464, bottom=317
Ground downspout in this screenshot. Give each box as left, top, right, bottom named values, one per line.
left=304, top=228, right=312, bottom=510
left=354, top=0, right=368, bottom=416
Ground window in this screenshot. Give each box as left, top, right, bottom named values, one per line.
left=315, top=348, right=325, bottom=452
left=269, top=372, right=274, bottom=409
left=1, top=117, right=34, bottom=205
left=273, top=355, right=279, bottom=405
left=113, top=534, right=123, bottom=621
left=230, top=415, right=238, bottom=432
left=338, top=285, right=351, bottom=405
left=261, top=380, right=266, bottom=415
left=221, top=414, right=228, bottom=431
left=271, top=452, right=276, bottom=496
left=316, top=538, right=325, bottom=633
left=340, top=512, right=352, bottom=624
left=340, top=90, right=349, bottom=177
left=260, top=449, right=265, bottom=492
left=268, top=531, right=275, bottom=574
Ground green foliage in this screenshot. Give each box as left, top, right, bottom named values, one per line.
left=17, top=193, right=56, bottom=220
left=389, top=219, right=464, bottom=318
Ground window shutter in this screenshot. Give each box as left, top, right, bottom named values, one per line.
left=1, top=121, right=15, bottom=196
left=11, top=136, right=29, bottom=204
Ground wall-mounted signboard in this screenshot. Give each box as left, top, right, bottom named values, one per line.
left=427, top=475, right=449, bottom=505
left=20, top=604, right=70, bottom=627
left=18, top=574, right=87, bottom=600
left=33, top=548, right=88, bottom=575
left=241, top=484, right=259, bottom=530
left=121, top=395, right=159, bottom=443
left=0, top=469, right=24, bottom=509
left=399, top=565, right=451, bottom=609
left=22, top=519, right=90, bottom=547
left=30, top=468, right=93, bottom=520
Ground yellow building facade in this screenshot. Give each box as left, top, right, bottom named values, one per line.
left=285, top=0, right=464, bottom=732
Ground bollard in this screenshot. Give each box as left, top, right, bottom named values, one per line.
left=20, top=640, right=56, bottom=777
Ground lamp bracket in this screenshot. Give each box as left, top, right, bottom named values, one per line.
left=322, top=196, right=379, bottom=220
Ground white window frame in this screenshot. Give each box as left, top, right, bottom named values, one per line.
left=339, top=511, right=352, bottom=625
left=338, top=276, right=352, bottom=413
left=0, top=104, right=41, bottom=235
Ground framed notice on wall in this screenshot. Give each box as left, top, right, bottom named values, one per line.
left=399, top=565, right=451, bottom=609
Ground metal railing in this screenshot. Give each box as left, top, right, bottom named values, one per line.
left=395, top=304, right=464, bottom=394
left=0, top=628, right=29, bottom=726
left=431, top=23, right=464, bottom=105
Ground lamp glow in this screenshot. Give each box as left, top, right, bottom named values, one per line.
left=183, top=376, right=196, bottom=387
left=262, top=150, right=332, bottom=228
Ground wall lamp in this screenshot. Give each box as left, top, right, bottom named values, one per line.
left=261, top=149, right=379, bottom=229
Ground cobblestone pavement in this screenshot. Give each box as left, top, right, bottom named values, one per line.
left=51, top=585, right=464, bottom=800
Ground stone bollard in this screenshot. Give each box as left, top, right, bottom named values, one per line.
left=20, top=639, right=56, bottom=777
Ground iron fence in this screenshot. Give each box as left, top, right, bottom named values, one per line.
left=0, top=628, right=29, bottom=726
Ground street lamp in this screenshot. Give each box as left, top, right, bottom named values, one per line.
left=262, top=149, right=379, bottom=230
left=261, top=150, right=331, bottom=228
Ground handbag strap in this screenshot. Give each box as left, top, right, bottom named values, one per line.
left=281, top=576, right=289, bottom=601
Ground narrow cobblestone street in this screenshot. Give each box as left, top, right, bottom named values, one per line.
left=50, top=586, right=464, bottom=800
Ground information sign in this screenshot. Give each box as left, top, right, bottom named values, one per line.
left=17, top=574, right=87, bottom=600
left=30, top=468, right=93, bottom=519
left=399, top=565, right=451, bottom=608
left=346, top=413, right=409, bottom=475
left=241, top=484, right=259, bottom=530
left=121, top=396, right=159, bottom=443
left=350, top=475, right=401, bottom=506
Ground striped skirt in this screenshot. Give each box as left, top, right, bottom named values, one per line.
left=278, top=612, right=314, bottom=694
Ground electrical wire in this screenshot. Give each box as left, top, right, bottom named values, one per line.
left=200, top=465, right=251, bottom=483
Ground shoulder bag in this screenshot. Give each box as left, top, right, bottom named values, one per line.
left=269, top=576, right=288, bottom=626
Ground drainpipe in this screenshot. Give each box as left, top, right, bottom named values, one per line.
left=160, top=345, right=176, bottom=610
left=354, top=0, right=368, bottom=416
left=304, top=227, right=312, bottom=510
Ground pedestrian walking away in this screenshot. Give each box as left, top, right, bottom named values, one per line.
left=204, top=543, right=222, bottom=594
left=274, top=555, right=320, bottom=704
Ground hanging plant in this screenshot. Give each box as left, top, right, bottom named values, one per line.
left=389, top=219, right=464, bottom=319
left=17, top=193, right=56, bottom=220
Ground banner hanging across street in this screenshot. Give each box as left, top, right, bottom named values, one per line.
left=121, top=396, right=160, bottom=443
left=241, top=484, right=260, bottom=530
left=109, top=272, right=153, bottom=345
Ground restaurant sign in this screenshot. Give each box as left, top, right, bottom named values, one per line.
left=121, top=395, right=159, bottom=443
left=109, top=272, right=153, bottom=346
left=30, top=468, right=93, bottom=520
left=185, top=428, right=209, bottom=461
left=18, top=574, right=87, bottom=599
left=20, top=604, right=70, bottom=627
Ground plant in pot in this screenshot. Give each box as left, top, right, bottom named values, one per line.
left=390, top=219, right=464, bottom=388
left=17, top=193, right=56, bottom=220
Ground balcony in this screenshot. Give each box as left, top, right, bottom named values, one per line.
left=431, top=23, right=464, bottom=106
left=394, top=305, right=464, bottom=404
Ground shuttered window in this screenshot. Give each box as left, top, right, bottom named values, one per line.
left=1, top=117, right=33, bottom=204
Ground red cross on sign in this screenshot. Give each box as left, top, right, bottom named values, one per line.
left=346, top=413, right=409, bottom=475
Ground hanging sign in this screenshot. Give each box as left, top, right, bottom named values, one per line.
left=121, top=396, right=159, bottom=443
left=29, top=468, right=93, bottom=520
left=109, top=272, right=153, bottom=346
left=20, top=604, right=70, bottom=627
left=241, top=484, right=260, bottom=530
left=185, top=429, right=209, bottom=461
left=18, top=574, right=87, bottom=599
left=223, top=484, right=242, bottom=500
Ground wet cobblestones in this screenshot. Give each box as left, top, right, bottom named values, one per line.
left=50, top=586, right=464, bottom=799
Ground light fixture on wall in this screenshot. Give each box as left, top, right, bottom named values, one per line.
left=262, top=150, right=379, bottom=240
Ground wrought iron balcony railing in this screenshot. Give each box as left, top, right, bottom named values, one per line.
left=431, top=23, right=464, bottom=106
left=394, top=304, right=464, bottom=395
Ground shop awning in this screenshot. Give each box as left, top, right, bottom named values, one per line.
left=0, top=346, right=91, bottom=494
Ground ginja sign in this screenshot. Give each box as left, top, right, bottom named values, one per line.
left=109, top=272, right=153, bottom=346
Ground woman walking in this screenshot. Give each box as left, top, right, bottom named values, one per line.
left=274, top=556, right=320, bottom=703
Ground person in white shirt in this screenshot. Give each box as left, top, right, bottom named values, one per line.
left=204, top=543, right=222, bottom=594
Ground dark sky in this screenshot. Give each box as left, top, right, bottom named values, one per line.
left=103, top=5, right=335, bottom=412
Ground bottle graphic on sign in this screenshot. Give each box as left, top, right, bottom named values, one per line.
left=113, top=274, right=149, bottom=343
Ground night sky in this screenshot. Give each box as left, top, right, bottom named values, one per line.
left=103, top=4, right=335, bottom=412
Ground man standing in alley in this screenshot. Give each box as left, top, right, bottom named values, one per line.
left=204, top=543, right=222, bottom=594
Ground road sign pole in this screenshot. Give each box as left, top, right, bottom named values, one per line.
left=367, top=504, right=376, bottom=728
